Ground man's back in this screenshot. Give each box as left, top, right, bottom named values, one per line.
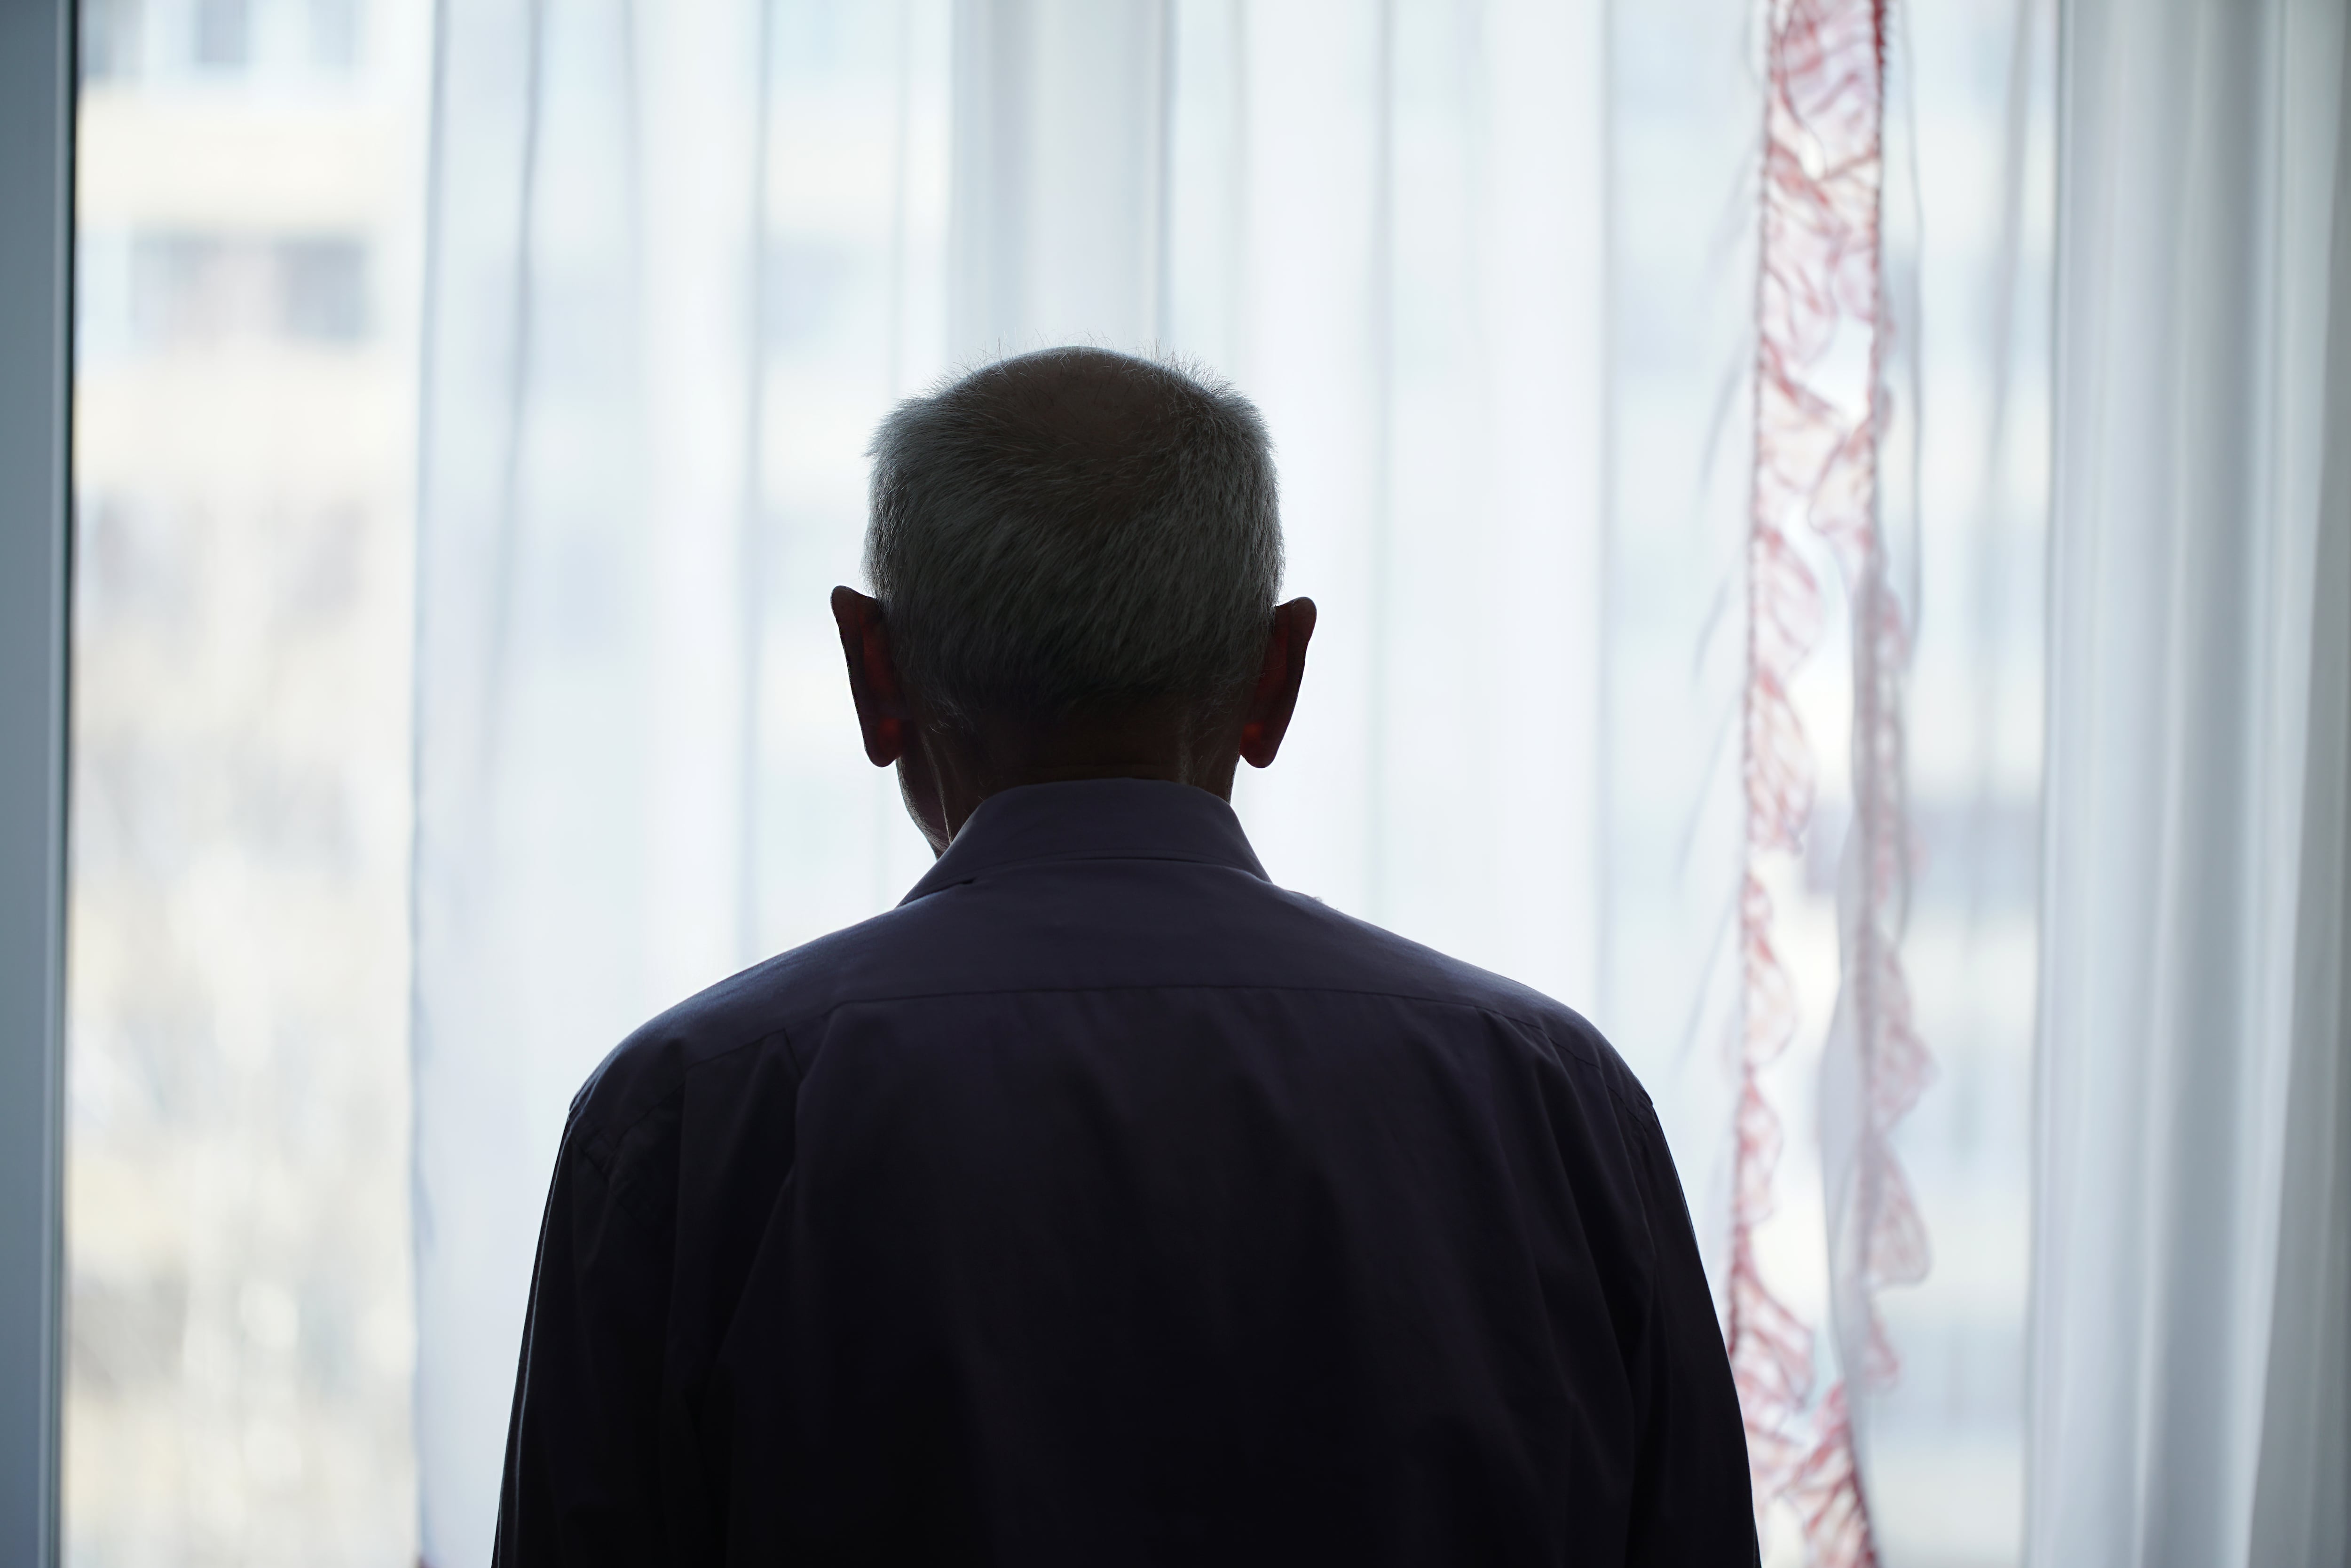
left=497, top=779, right=1753, bottom=1566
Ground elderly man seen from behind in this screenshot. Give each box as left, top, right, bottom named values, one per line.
left=494, top=347, right=1757, bottom=1567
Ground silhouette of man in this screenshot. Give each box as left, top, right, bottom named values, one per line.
left=495, top=347, right=1756, bottom=1566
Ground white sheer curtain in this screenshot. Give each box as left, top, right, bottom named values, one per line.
left=410, top=3, right=2053, bottom=1564
left=1607, top=2, right=2055, bottom=1560
left=410, top=1, right=772, bottom=1558
left=2031, top=0, right=2351, bottom=1563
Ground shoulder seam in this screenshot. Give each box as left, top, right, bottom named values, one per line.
left=575, top=1024, right=795, bottom=1155
left=788, top=978, right=1560, bottom=1025
left=770, top=981, right=1593, bottom=1064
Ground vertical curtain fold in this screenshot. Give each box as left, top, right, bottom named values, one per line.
left=2250, top=2, right=2351, bottom=1555
left=2033, top=0, right=2351, bottom=1562
left=412, top=2, right=766, bottom=1561
left=947, top=0, right=1170, bottom=360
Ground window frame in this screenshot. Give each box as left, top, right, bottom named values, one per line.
left=0, top=0, right=73, bottom=1563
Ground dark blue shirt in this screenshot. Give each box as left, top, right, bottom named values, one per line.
left=497, top=778, right=1755, bottom=1566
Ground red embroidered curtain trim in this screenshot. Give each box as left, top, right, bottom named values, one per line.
left=1735, top=3, right=1930, bottom=1562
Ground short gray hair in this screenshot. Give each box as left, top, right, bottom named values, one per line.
left=865, top=347, right=1282, bottom=726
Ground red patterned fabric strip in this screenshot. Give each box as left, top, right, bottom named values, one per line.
left=1737, top=1, right=1930, bottom=1563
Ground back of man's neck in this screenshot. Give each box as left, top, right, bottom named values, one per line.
left=926, top=708, right=1243, bottom=841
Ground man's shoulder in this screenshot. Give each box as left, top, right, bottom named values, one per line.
left=568, top=865, right=1649, bottom=1135
left=564, top=899, right=953, bottom=1139
left=1285, top=894, right=1646, bottom=1103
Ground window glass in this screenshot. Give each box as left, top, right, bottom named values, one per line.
left=81, top=0, right=145, bottom=82
left=65, top=1, right=431, bottom=1561
left=193, top=0, right=252, bottom=71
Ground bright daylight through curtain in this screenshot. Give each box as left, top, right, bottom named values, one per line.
left=63, top=2, right=2051, bottom=1566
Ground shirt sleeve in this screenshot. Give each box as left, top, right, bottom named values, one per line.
left=1622, top=1096, right=1763, bottom=1567
left=493, top=1103, right=678, bottom=1568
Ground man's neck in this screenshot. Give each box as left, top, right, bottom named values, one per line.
left=905, top=705, right=1244, bottom=851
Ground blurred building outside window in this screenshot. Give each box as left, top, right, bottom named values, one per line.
left=66, top=0, right=427, bottom=1562
left=193, top=0, right=253, bottom=71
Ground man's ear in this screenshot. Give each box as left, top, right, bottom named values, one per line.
left=1239, top=597, right=1317, bottom=769
left=831, top=585, right=910, bottom=766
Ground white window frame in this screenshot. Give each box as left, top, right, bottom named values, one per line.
left=0, top=1, right=73, bottom=1563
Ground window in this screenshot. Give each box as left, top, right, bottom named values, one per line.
left=108, top=231, right=371, bottom=348
left=279, top=237, right=368, bottom=342
left=310, top=0, right=361, bottom=73
left=80, top=0, right=143, bottom=83
left=192, top=0, right=251, bottom=71
left=66, top=5, right=426, bottom=1559
left=63, top=3, right=2051, bottom=1564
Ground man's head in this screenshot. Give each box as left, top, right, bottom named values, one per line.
left=833, top=347, right=1317, bottom=853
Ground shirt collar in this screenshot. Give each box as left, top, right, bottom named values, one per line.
left=899, top=777, right=1270, bottom=904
